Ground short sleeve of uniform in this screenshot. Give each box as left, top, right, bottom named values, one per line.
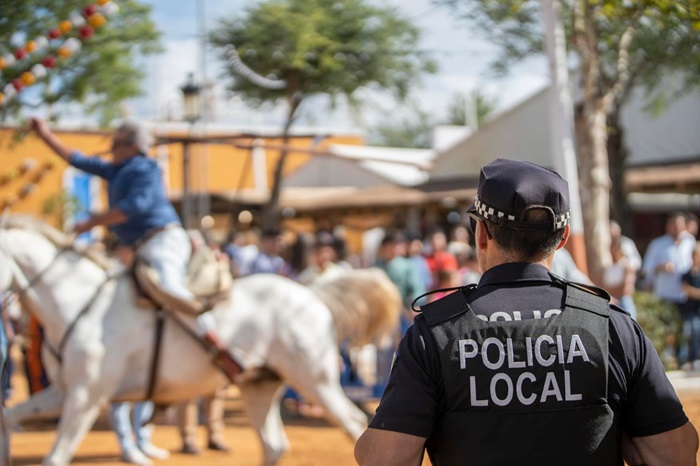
left=368, top=317, right=440, bottom=437
left=608, top=312, right=689, bottom=437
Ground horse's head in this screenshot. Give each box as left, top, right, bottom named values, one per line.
left=0, top=215, right=69, bottom=291
left=0, top=216, right=19, bottom=293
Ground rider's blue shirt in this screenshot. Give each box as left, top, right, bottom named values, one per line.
left=69, top=151, right=181, bottom=246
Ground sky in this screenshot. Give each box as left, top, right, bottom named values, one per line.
left=126, top=0, right=550, bottom=133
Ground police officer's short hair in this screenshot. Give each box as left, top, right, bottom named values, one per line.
left=116, top=120, right=153, bottom=154
left=487, top=210, right=566, bottom=260
left=467, top=159, right=570, bottom=260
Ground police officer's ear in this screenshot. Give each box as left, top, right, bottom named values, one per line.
left=555, top=224, right=571, bottom=251
left=475, top=220, right=490, bottom=250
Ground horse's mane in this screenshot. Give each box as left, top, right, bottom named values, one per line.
left=2, top=215, right=115, bottom=269
left=3, top=215, right=73, bottom=248
left=309, top=268, right=401, bottom=348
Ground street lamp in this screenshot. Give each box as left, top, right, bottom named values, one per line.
left=180, top=72, right=201, bottom=228
left=181, top=72, right=201, bottom=124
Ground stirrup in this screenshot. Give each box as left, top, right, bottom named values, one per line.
left=212, top=350, right=242, bottom=384
left=203, top=332, right=242, bottom=383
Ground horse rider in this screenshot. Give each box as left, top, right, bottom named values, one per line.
left=355, top=158, right=698, bottom=466
left=28, top=118, right=238, bottom=374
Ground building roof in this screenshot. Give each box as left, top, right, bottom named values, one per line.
left=428, top=83, right=700, bottom=184
left=283, top=144, right=435, bottom=188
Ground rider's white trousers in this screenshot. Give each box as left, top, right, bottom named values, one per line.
left=136, top=226, right=215, bottom=335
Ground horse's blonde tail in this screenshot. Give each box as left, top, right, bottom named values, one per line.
left=309, top=268, right=401, bottom=348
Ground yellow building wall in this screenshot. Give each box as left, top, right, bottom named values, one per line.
left=0, top=126, right=112, bottom=227
left=0, top=125, right=363, bottom=227
left=159, top=133, right=363, bottom=194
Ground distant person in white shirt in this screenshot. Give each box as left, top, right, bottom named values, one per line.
left=610, top=220, right=642, bottom=272
left=552, top=247, right=591, bottom=284
left=642, top=212, right=696, bottom=308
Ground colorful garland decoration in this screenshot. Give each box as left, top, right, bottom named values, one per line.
left=0, top=0, right=120, bottom=107
left=0, top=159, right=56, bottom=211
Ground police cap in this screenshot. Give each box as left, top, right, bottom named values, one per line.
left=467, top=158, right=570, bottom=231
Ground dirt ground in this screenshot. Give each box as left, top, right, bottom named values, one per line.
left=8, top=372, right=700, bottom=466
left=9, top=388, right=376, bottom=466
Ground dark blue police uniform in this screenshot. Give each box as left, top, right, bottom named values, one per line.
left=368, top=159, right=688, bottom=465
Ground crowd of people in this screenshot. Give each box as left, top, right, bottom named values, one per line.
left=640, top=212, right=700, bottom=370
left=219, top=225, right=483, bottom=328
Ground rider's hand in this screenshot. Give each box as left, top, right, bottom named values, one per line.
left=28, top=117, right=48, bottom=136
left=74, top=219, right=95, bottom=235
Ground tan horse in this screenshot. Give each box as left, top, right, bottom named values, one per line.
left=0, top=215, right=400, bottom=466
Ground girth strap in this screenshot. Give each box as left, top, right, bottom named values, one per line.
left=146, top=309, right=166, bottom=400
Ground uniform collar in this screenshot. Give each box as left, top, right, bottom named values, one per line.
left=478, top=262, right=553, bottom=288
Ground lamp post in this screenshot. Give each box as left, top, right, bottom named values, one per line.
left=180, top=72, right=201, bottom=229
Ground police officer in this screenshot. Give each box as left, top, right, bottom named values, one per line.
left=355, top=159, right=698, bottom=466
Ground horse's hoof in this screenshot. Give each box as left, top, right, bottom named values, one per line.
left=139, top=443, right=170, bottom=460
left=180, top=442, right=201, bottom=455
left=207, top=439, right=231, bottom=452
left=121, top=448, right=153, bottom=466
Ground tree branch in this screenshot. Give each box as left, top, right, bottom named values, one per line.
left=573, top=0, right=599, bottom=104
left=602, top=23, right=636, bottom=112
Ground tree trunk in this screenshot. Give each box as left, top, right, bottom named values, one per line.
left=607, top=108, right=634, bottom=236
left=260, top=100, right=300, bottom=232
left=575, top=100, right=612, bottom=284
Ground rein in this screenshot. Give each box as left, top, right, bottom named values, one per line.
left=0, top=246, right=70, bottom=312
left=48, top=276, right=113, bottom=364
left=0, top=238, right=117, bottom=364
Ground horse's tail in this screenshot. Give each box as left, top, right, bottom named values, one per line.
left=308, top=268, right=401, bottom=348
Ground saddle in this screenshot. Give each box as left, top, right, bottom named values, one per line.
left=134, top=245, right=233, bottom=316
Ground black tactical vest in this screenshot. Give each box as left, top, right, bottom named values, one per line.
left=421, top=281, right=620, bottom=466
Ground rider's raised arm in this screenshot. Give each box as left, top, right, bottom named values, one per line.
left=29, top=117, right=114, bottom=179
left=29, top=117, right=73, bottom=162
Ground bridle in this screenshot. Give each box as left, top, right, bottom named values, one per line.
left=0, top=227, right=114, bottom=363
left=0, top=243, right=71, bottom=312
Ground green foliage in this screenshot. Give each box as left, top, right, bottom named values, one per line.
left=634, top=291, right=683, bottom=369
left=0, top=0, right=161, bottom=126
left=438, top=0, right=543, bottom=75
left=209, top=0, right=436, bottom=111
left=369, top=90, right=497, bottom=149
left=446, top=90, right=498, bottom=127
left=368, top=106, right=434, bottom=149
left=439, top=0, right=700, bottom=102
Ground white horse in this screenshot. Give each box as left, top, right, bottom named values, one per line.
left=0, top=215, right=400, bottom=466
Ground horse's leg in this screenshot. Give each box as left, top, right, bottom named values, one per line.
left=238, top=379, right=289, bottom=466
left=42, top=384, right=106, bottom=466
left=289, top=354, right=368, bottom=440
left=5, top=385, right=64, bottom=426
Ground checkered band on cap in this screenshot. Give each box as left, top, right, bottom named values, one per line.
left=473, top=194, right=570, bottom=230
left=474, top=194, right=515, bottom=222
left=554, top=211, right=571, bottom=229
